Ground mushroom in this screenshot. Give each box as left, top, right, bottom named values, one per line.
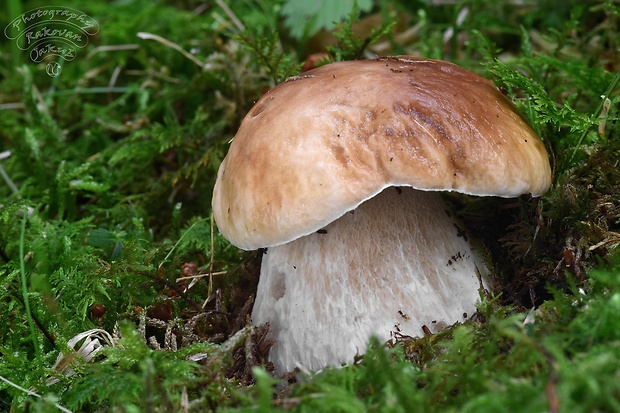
left=212, top=56, right=551, bottom=374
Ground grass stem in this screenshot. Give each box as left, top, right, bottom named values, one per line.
left=570, top=70, right=620, bottom=160
left=19, top=210, right=44, bottom=384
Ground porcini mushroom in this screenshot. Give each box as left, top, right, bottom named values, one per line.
left=212, top=56, right=551, bottom=374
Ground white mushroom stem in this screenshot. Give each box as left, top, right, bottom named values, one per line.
left=251, top=186, right=489, bottom=374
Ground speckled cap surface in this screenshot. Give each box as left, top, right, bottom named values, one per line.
left=212, top=56, right=552, bottom=250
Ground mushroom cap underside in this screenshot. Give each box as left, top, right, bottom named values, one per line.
left=212, top=56, right=552, bottom=250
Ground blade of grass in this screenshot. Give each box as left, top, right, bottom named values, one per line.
left=61, top=86, right=141, bottom=133
left=42, top=87, right=135, bottom=97
left=137, top=32, right=206, bottom=69
left=19, top=210, right=44, bottom=383
left=6, top=0, right=22, bottom=67
left=0, top=152, right=19, bottom=195
left=0, top=376, right=74, bottom=413
left=570, top=70, right=620, bottom=160
left=161, top=218, right=209, bottom=264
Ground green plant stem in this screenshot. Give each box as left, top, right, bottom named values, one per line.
left=161, top=218, right=207, bottom=263
left=7, top=0, right=22, bottom=67
left=19, top=210, right=44, bottom=383
left=0, top=162, right=19, bottom=194
left=0, top=376, right=73, bottom=413
left=570, top=70, right=620, bottom=160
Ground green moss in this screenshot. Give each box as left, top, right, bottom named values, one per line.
left=1, top=0, right=619, bottom=411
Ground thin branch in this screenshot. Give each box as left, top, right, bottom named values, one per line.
left=0, top=376, right=73, bottom=413
left=137, top=32, right=206, bottom=69
left=177, top=270, right=227, bottom=281
left=215, top=0, right=245, bottom=32
left=86, top=44, right=139, bottom=59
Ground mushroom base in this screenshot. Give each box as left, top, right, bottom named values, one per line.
left=252, top=187, right=489, bottom=374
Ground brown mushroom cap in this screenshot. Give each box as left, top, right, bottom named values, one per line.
left=212, top=56, right=551, bottom=250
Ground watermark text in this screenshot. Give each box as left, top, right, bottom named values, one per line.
left=4, top=6, right=99, bottom=76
